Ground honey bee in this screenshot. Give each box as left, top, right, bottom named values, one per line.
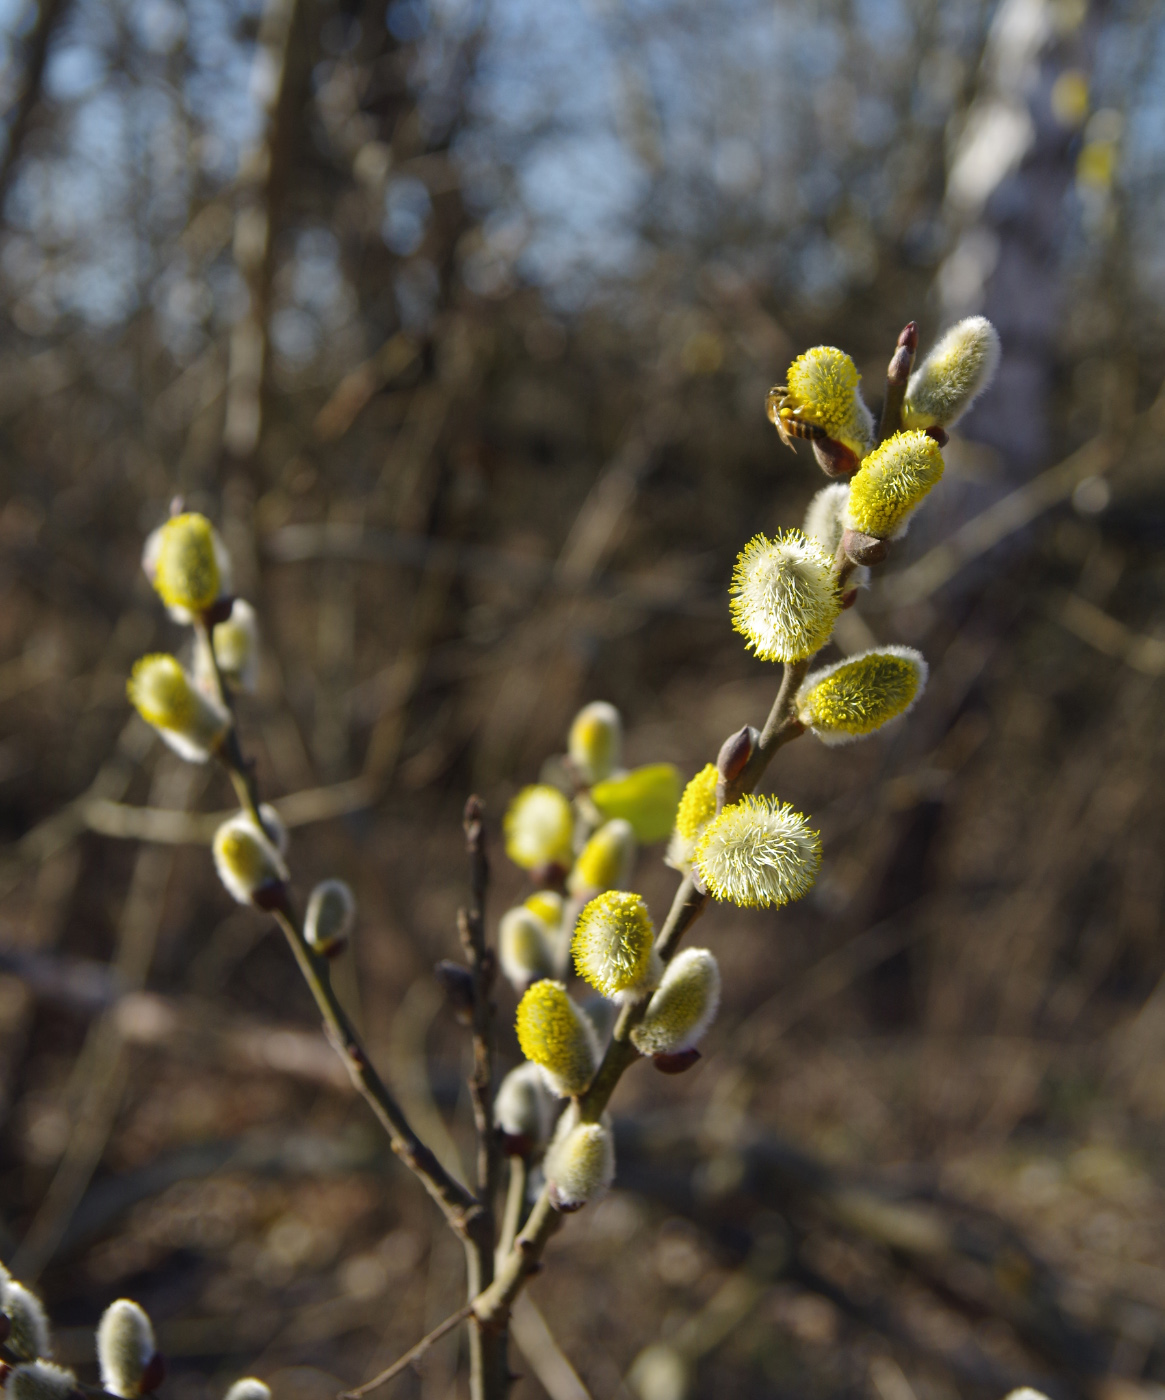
left=765, top=384, right=827, bottom=450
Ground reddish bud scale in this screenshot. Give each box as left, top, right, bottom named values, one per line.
left=140, top=1354, right=167, bottom=1394
left=251, top=881, right=290, bottom=913
left=925, top=426, right=949, bottom=447
left=652, top=1049, right=702, bottom=1075
left=203, top=596, right=236, bottom=627
left=812, top=438, right=861, bottom=477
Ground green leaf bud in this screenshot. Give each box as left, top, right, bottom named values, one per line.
left=902, top=316, right=1001, bottom=429
left=665, top=764, right=718, bottom=871
left=796, top=646, right=927, bottom=745
left=223, top=1381, right=271, bottom=1400
left=212, top=811, right=289, bottom=907
left=572, top=890, right=659, bottom=998
left=515, top=981, right=599, bottom=1097
left=97, top=1300, right=157, bottom=1399
left=844, top=430, right=944, bottom=540
left=142, top=513, right=231, bottom=620
left=211, top=600, right=259, bottom=693
left=2, top=1282, right=50, bottom=1361
left=567, top=700, right=622, bottom=784
left=503, top=785, right=574, bottom=872
left=126, top=654, right=229, bottom=763
left=499, top=906, right=556, bottom=992
left=631, top=948, right=720, bottom=1057
left=730, top=531, right=841, bottom=663
left=304, top=879, right=356, bottom=956
left=694, top=795, right=821, bottom=909
left=590, top=764, right=682, bottom=843
left=567, top=818, right=636, bottom=896
left=5, top=1362, right=76, bottom=1400
left=545, top=1111, right=615, bottom=1211
left=493, top=1062, right=554, bottom=1153
left=778, top=346, right=874, bottom=459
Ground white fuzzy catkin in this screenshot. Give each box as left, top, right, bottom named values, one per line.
left=223, top=1381, right=272, bottom=1400
left=304, top=879, right=356, bottom=954
left=568, top=700, right=622, bottom=784
left=631, top=949, right=721, bottom=1056
left=545, top=1113, right=616, bottom=1209
left=902, top=316, right=1001, bottom=428
left=6, top=1362, right=77, bottom=1400
left=498, top=906, right=556, bottom=991
left=729, top=531, right=841, bottom=663
left=97, top=1300, right=156, bottom=1398
left=3, top=1281, right=51, bottom=1361
left=212, top=811, right=289, bottom=904
left=493, top=1062, right=555, bottom=1148
left=695, top=796, right=822, bottom=909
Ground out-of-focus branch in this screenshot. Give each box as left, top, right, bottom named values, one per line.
left=0, top=0, right=71, bottom=209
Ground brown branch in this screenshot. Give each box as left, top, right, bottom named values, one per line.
left=339, top=1304, right=476, bottom=1399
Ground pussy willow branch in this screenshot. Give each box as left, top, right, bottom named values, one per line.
left=340, top=1304, right=477, bottom=1400
left=473, top=322, right=918, bottom=1329
left=195, top=622, right=483, bottom=1240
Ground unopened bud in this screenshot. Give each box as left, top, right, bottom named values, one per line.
left=567, top=819, right=636, bottom=897
left=499, top=907, right=555, bottom=992
left=212, top=811, right=289, bottom=907
left=651, top=1049, right=702, bottom=1074
left=2, top=1283, right=50, bottom=1361
left=567, top=701, right=622, bottom=784
left=127, top=654, right=229, bottom=763
left=716, top=728, right=754, bottom=785
left=434, top=961, right=475, bottom=1020
left=589, top=765, right=681, bottom=844
left=493, top=1062, right=554, bottom=1155
left=572, top=890, right=659, bottom=998
left=211, top=600, right=259, bottom=693
left=840, top=528, right=888, bottom=567
left=5, top=1362, right=76, bottom=1400
left=503, top=785, right=574, bottom=872
left=304, top=879, right=356, bottom=956
left=545, top=1114, right=615, bottom=1211
left=97, top=1300, right=157, bottom=1399
left=632, top=948, right=720, bottom=1057
left=515, top=981, right=600, bottom=1097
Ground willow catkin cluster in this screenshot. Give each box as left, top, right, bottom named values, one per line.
left=796, top=647, right=928, bottom=744
left=903, top=316, right=1001, bottom=429
left=695, top=796, right=822, bottom=908
left=572, top=890, right=659, bottom=997
left=781, top=346, right=875, bottom=458
left=845, top=430, right=945, bottom=539
left=730, top=530, right=841, bottom=662
left=515, top=980, right=600, bottom=1096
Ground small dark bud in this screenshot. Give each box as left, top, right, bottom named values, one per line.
left=811, top=437, right=861, bottom=477
left=841, top=528, right=888, bottom=567
left=841, top=588, right=859, bottom=611
left=202, top=595, right=236, bottom=627
left=886, top=344, right=912, bottom=387
left=528, top=861, right=568, bottom=893
left=251, top=880, right=290, bottom=913
left=140, top=1354, right=167, bottom=1394
left=652, top=1048, right=702, bottom=1075
left=925, top=425, right=949, bottom=447
left=463, top=794, right=485, bottom=828
left=898, top=321, right=918, bottom=353
left=716, top=726, right=754, bottom=784
left=435, top=960, right=475, bottom=1021
left=498, top=1131, right=534, bottom=1159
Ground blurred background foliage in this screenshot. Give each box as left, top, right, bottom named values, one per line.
left=2, top=0, right=1165, bottom=1395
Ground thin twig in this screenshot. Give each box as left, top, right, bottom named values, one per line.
left=339, top=1304, right=475, bottom=1399
left=878, top=321, right=917, bottom=445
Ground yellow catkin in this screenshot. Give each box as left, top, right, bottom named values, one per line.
left=568, top=701, right=622, bottom=784
left=152, top=513, right=222, bottom=613
left=546, top=1118, right=615, bottom=1209
left=902, top=316, right=1000, bottom=429
left=845, top=430, right=944, bottom=539
left=572, top=890, right=657, bottom=996
left=589, top=764, right=681, bottom=843
left=797, top=647, right=927, bottom=744
left=730, top=531, right=841, bottom=662
left=674, top=764, right=718, bottom=842
left=515, top=981, right=598, bottom=1096
left=503, top=785, right=574, bottom=870
left=695, top=795, right=822, bottom=909
left=126, top=654, right=227, bottom=761
left=782, top=346, right=874, bottom=457
left=568, top=818, right=635, bottom=895
left=631, top=948, right=721, bottom=1056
